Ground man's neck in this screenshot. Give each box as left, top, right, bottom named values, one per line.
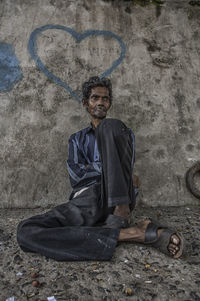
left=91, top=117, right=105, bottom=129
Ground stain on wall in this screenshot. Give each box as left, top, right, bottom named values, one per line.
left=0, top=42, right=22, bottom=92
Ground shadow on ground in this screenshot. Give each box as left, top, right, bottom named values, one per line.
left=0, top=206, right=200, bottom=301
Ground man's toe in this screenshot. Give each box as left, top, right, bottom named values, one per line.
left=168, top=234, right=181, bottom=256
left=171, top=234, right=180, bottom=245
left=168, top=243, right=177, bottom=255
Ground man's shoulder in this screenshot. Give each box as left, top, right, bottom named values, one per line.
left=126, top=127, right=135, bottom=136
left=69, top=125, right=92, bottom=141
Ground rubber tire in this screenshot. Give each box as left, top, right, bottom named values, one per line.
left=185, top=161, right=200, bottom=200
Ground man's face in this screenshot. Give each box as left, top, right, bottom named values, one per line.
left=83, top=86, right=111, bottom=119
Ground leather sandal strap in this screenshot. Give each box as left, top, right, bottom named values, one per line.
left=145, top=222, right=159, bottom=243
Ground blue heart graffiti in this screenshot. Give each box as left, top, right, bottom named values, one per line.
left=0, top=41, right=22, bottom=92
left=28, top=24, right=126, bottom=103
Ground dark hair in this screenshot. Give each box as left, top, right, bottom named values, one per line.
left=82, top=76, right=112, bottom=104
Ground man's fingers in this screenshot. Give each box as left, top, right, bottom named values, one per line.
left=133, top=175, right=139, bottom=188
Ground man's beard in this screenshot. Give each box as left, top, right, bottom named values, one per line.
left=91, top=113, right=106, bottom=119
left=88, top=107, right=107, bottom=119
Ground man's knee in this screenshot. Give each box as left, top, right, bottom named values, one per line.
left=17, top=219, right=24, bottom=237
left=17, top=218, right=38, bottom=243
left=96, top=118, right=127, bottom=136
left=17, top=220, right=28, bottom=248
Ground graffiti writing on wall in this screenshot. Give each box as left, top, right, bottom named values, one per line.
left=0, top=42, right=22, bottom=92
left=28, top=24, right=126, bottom=103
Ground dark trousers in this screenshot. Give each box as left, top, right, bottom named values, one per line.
left=17, top=119, right=136, bottom=261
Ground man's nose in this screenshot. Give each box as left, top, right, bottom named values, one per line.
left=97, top=97, right=104, bottom=105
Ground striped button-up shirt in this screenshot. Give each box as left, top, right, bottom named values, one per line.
left=67, top=123, right=135, bottom=191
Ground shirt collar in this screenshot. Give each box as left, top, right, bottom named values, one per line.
left=85, top=123, right=95, bottom=134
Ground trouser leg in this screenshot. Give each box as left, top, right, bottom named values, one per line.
left=95, top=118, right=135, bottom=209
left=17, top=185, right=120, bottom=261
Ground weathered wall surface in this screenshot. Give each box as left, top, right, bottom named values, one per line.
left=0, top=0, right=199, bottom=208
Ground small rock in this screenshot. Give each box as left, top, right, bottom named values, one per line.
left=32, top=280, right=40, bottom=287
left=16, top=272, right=23, bottom=276
left=30, top=272, right=38, bottom=278
left=123, top=287, right=133, bottom=296
left=47, top=297, right=57, bottom=301
left=13, top=255, right=23, bottom=264
left=6, top=297, right=15, bottom=301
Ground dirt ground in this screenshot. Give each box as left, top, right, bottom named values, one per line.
left=0, top=205, right=200, bottom=301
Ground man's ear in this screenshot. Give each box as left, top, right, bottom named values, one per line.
left=82, top=99, right=88, bottom=107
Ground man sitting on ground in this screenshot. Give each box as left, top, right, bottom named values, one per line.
left=17, top=76, right=183, bottom=261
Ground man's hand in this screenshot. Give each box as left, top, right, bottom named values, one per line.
left=133, top=174, right=139, bottom=188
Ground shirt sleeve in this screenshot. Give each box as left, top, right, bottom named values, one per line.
left=67, top=135, right=101, bottom=189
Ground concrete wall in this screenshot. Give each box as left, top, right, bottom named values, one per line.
left=0, top=0, right=199, bottom=208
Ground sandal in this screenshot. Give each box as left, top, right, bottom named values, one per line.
left=144, top=222, right=184, bottom=258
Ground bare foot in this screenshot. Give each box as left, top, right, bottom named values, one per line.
left=113, top=204, right=131, bottom=224
left=166, top=233, right=180, bottom=257
left=118, top=219, right=150, bottom=242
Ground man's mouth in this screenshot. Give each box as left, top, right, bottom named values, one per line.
left=95, top=106, right=106, bottom=112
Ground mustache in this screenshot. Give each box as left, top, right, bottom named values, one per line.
left=94, top=106, right=106, bottom=111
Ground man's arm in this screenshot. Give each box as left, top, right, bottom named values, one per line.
left=67, top=136, right=101, bottom=189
